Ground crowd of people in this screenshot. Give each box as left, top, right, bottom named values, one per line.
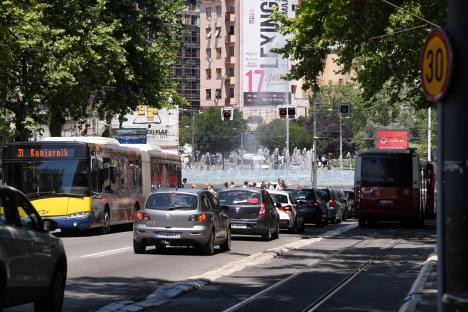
left=181, top=177, right=288, bottom=194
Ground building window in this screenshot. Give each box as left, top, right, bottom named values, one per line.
left=292, top=4, right=297, bottom=11
left=215, top=27, right=221, bottom=37
left=291, top=84, right=297, bottom=95
left=228, top=26, right=235, bottom=35
left=216, top=5, right=221, bottom=16
left=191, top=16, right=198, bottom=25
left=206, top=48, right=211, bottom=60
left=206, top=27, right=212, bottom=39
left=228, top=67, right=234, bottom=76
left=229, top=87, right=235, bottom=98
left=206, top=89, right=211, bottom=100
left=228, top=46, right=235, bottom=57
left=215, top=89, right=222, bottom=99
left=206, top=7, right=212, bottom=19
left=229, top=6, right=235, bottom=14
left=206, top=69, right=211, bottom=80
left=216, top=48, right=222, bottom=59
left=216, top=68, right=222, bottom=79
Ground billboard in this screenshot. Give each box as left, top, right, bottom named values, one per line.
left=112, top=106, right=179, bottom=150
left=375, top=129, right=409, bottom=149
left=241, top=0, right=294, bottom=106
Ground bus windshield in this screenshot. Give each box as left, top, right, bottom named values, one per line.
left=361, top=154, right=412, bottom=187
left=4, top=160, right=90, bottom=197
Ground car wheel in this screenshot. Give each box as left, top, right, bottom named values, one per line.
left=272, top=222, right=280, bottom=239
left=289, top=218, right=299, bottom=234
left=201, top=229, right=215, bottom=255
left=102, top=209, right=111, bottom=234
left=34, top=264, right=66, bottom=312
left=133, top=239, right=146, bottom=254
left=261, top=223, right=272, bottom=241
left=220, top=227, right=231, bottom=252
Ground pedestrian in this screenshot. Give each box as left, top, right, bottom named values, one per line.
left=224, top=181, right=229, bottom=188
left=229, top=181, right=235, bottom=188
left=191, top=184, right=197, bottom=189
left=276, top=178, right=286, bottom=191
left=252, top=182, right=257, bottom=188
left=182, top=178, right=187, bottom=188
left=243, top=181, right=248, bottom=188
left=260, top=181, right=266, bottom=189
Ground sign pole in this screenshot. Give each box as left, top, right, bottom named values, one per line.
left=439, top=1, right=468, bottom=310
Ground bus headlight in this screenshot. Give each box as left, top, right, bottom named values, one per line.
left=67, top=211, right=90, bottom=218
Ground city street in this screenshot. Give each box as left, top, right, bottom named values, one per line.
left=5, top=220, right=436, bottom=312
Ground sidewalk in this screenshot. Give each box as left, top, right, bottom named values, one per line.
left=400, top=252, right=438, bottom=312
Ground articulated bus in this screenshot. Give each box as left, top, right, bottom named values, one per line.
left=354, top=149, right=435, bottom=226
left=1, top=137, right=181, bottom=233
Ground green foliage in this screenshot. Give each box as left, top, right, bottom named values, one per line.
left=256, top=119, right=312, bottom=153
left=0, top=0, right=185, bottom=140
left=273, top=0, right=447, bottom=108
left=184, top=107, right=247, bottom=154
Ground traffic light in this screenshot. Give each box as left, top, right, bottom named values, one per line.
left=221, top=107, right=233, bottom=121
left=277, top=105, right=297, bottom=119
left=339, top=103, right=351, bottom=116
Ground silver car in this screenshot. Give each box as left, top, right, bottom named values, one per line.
left=133, top=189, right=231, bottom=255
left=0, top=185, right=67, bottom=312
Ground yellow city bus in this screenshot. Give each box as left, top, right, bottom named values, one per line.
left=2, top=137, right=181, bottom=233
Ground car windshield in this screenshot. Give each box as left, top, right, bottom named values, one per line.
left=146, top=193, right=198, bottom=210
left=269, top=194, right=289, bottom=204
left=4, top=160, right=90, bottom=197
left=295, top=190, right=316, bottom=201
left=317, top=189, right=331, bottom=201
left=361, top=154, right=413, bottom=187
left=218, top=190, right=261, bottom=205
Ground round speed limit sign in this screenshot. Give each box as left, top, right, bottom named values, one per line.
left=420, top=29, right=453, bottom=102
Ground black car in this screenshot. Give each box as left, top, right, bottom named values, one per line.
left=217, top=189, right=280, bottom=241
left=293, top=188, right=328, bottom=226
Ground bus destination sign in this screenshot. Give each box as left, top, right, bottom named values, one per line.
left=15, top=147, right=75, bottom=159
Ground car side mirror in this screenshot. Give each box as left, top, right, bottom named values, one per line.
left=43, top=219, right=58, bottom=232
left=275, top=202, right=282, bottom=208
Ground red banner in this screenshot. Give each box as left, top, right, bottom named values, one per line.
left=375, top=130, right=409, bottom=149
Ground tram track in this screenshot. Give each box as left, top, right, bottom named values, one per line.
left=223, top=229, right=407, bottom=312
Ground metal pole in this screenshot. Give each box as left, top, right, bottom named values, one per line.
left=428, top=107, right=432, bottom=161
left=311, top=95, right=317, bottom=188
left=191, top=109, right=195, bottom=164
left=339, top=112, right=343, bottom=170
left=441, top=1, right=468, bottom=310
left=286, top=111, right=290, bottom=168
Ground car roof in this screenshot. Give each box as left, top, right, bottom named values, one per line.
left=149, top=188, right=205, bottom=196
left=217, top=188, right=262, bottom=193
left=266, top=190, right=289, bottom=195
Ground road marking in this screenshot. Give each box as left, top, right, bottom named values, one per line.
left=81, top=247, right=133, bottom=258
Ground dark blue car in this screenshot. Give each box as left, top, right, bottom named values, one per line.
left=292, top=188, right=328, bottom=226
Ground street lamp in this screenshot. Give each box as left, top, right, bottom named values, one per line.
left=327, top=104, right=350, bottom=171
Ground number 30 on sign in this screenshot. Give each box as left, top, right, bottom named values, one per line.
left=420, top=29, right=452, bottom=102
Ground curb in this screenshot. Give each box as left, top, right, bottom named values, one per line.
left=97, top=224, right=357, bottom=312
left=399, top=251, right=437, bottom=312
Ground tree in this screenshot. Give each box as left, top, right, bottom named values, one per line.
left=256, top=119, right=312, bottom=153
left=189, top=107, right=247, bottom=155
left=273, top=0, right=447, bottom=108
left=0, top=0, right=186, bottom=140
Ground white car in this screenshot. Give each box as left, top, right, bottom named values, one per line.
left=267, top=190, right=304, bottom=233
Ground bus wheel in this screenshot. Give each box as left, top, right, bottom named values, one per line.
left=102, top=208, right=111, bottom=234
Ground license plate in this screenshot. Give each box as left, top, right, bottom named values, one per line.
left=231, top=224, right=247, bottom=229
left=154, top=232, right=181, bottom=238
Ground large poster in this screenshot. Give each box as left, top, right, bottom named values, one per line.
left=112, top=106, right=179, bottom=150
left=241, top=0, right=293, bottom=106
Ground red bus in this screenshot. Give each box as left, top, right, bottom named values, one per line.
left=354, top=149, right=434, bottom=226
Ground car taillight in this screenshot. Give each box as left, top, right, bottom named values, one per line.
left=259, top=202, right=266, bottom=217
left=282, top=205, right=293, bottom=211
left=307, top=202, right=319, bottom=208
left=329, top=200, right=334, bottom=208
left=189, top=214, right=208, bottom=222
left=135, top=211, right=151, bottom=221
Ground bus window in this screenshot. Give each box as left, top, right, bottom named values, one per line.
left=361, top=155, right=412, bottom=187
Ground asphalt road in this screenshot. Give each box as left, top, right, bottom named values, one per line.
left=5, top=220, right=436, bottom=312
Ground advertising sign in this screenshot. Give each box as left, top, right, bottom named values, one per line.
left=113, top=106, right=179, bottom=150
left=241, top=0, right=293, bottom=106
left=375, top=129, right=409, bottom=150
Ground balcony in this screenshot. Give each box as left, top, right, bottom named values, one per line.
left=225, top=56, right=236, bottom=64
left=225, top=76, right=237, bottom=85
left=225, top=13, right=236, bottom=22
left=225, top=35, right=236, bottom=44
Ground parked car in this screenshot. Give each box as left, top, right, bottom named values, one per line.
left=293, top=188, right=328, bottom=226
left=133, top=189, right=231, bottom=255
left=217, top=189, right=280, bottom=241
left=0, top=185, right=67, bottom=312
left=317, top=188, right=345, bottom=224
left=335, top=189, right=351, bottom=220
left=343, top=189, right=355, bottom=217
left=267, top=190, right=304, bottom=233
